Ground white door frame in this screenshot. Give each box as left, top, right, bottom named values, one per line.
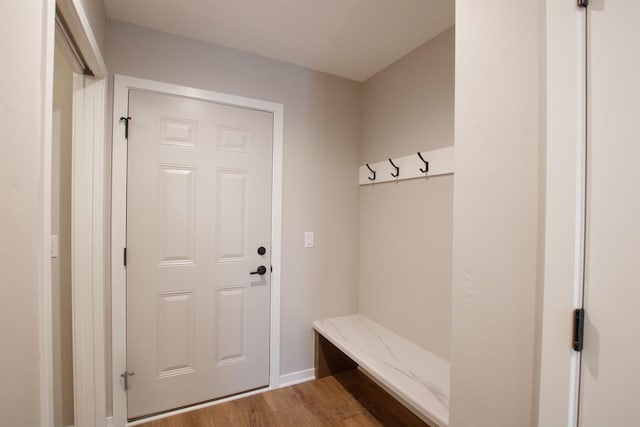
left=538, top=2, right=586, bottom=426
left=71, top=73, right=108, bottom=426
left=111, top=75, right=284, bottom=426
left=41, top=1, right=55, bottom=425
left=48, top=0, right=109, bottom=425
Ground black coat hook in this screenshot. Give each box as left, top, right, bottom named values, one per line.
left=120, top=116, right=132, bottom=139
left=366, top=164, right=376, bottom=181
left=417, top=152, right=429, bottom=173
left=388, top=158, right=399, bottom=178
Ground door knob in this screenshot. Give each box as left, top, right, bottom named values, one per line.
left=250, top=265, right=267, bottom=275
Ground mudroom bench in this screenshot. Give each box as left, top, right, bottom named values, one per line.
left=313, top=315, right=450, bottom=427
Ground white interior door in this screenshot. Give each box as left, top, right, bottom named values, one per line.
left=579, top=2, right=640, bottom=426
left=125, top=90, right=273, bottom=419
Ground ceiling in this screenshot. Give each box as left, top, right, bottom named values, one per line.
left=103, top=0, right=454, bottom=82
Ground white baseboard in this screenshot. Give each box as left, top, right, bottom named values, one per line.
left=106, top=416, right=113, bottom=427
left=279, top=368, right=315, bottom=388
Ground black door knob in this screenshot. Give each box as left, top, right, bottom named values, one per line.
left=257, top=246, right=266, bottom=256
left=250, top=265, right=267, bottom=275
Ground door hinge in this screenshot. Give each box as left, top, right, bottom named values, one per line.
left=123, top=247, right=127, bottom=266
left=120, top=371, right=135, bottom=391
left=578, top=0, right=588, bottom=7
left=572, top=308, right=585, bottom=352
left=120, top=116, right=131, bottom=139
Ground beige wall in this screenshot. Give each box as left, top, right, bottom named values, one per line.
left=450, top=1, right=545, bottom=426
left=52, top=41, right=75, bottom=427
left=0, top=3, right=558, bottom=425
left=78, top=0, right=107, bottom=57
left=359, top=28, right=454, bottom=360
left=0, top=1, right=49, bottom=425
left=105, top=19, right=361, bottom=378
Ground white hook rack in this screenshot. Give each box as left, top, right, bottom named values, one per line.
left=359, top=146, right=454, bottom=185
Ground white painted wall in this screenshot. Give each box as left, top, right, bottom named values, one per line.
left=579, top=2, right=640, bottom=425
left=78, top=0, right=108, bottom=56
left=359, top=27, right=454, bottom=360
left=52, top=41, right=75, bottom=427
left=450, top=1, right=545, bottom=426
left=0, top=1, right=50, bottom=425
left=105, top=19, right=361, bottom=381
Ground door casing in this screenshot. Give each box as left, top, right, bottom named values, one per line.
left=110, top=75, right=284, bottom=426
left=538, top=3, right=587, bottom=427
left=48, top=0, right=110, bottom=425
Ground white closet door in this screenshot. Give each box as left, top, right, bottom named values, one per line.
left=580, top=2, right=640, bottom=426
left=125, top=90, right=273, bottom=419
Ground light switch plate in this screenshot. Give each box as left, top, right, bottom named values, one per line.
left=51, top=235, right=59, bottom=258
left=304, top=231, right=314, bottom=248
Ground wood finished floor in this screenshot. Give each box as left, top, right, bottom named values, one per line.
left=138, top=369, right=429, bottom=427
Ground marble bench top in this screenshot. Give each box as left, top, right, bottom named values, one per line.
left=312, top=314, right=450, bottom=427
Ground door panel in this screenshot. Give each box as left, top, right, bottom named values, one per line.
left=580, top=2, right=640, bottom=426
left=126, top=90, right=273, bottom=419
left=157, top=165, right=196, bottom=265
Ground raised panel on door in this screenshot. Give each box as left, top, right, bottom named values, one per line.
left=158, top=165, right=196, bottom=266
left=126, top=89, right=273, bottom=419
left=580, top=2, right=640, bottom=426
left=216, top=169, right=248, bottom=262
left=215, top=286, right=249, bottom=366
left=160, top=117, right=198, bottom=148
left=156, top=290, right=196, bottom=378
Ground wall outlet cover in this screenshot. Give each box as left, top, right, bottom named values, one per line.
left=51, top=235, right=59, bottom=258
left=304, top=231, right=314, bottom=248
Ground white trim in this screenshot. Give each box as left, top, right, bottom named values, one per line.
left=538, top=3, right=586, bottom=427
left=278, top=369, right=316, bottom=388
left=46, top=1, right=108, bottom=425
left=56, top=0, right=107, bottom=78
left=111, top=75, right=285, bottom=425
left=40, top=0, right=56, bottom=425
left=92, top=77, right=108, bottom=425
left=72, top=74, right=107, bottom=426
left=568, top=9, right=587, bottom=426
left=359, top=146, right=454, bottom=185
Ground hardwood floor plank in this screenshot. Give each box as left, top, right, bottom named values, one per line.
left=207, top=401, right=245, bottom=427
left=341, top=412, right=384, bottom=427
left=131, top=370, right=429, bottom=427
left=179, top=408, right=216, bottom=427
left=232, top=394, right=279, bottom=426
left=147, top=415, right=185, bottom=427
left=294, top=377, right=364, bottom=424
left=272, top=404, right=320, bottom=427
left=262, top=386, right=303, bottom=412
